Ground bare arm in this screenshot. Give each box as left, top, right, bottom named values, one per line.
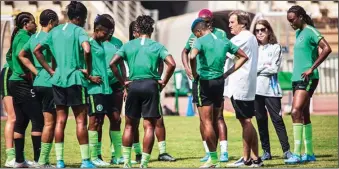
left=158, top=60, right=164, bottom=76
left=34, top=44, right=54, bottom=76
left=181, top=48, right=193, bottom=79
left=162, top=55, right=176, bottom=86
left=81, top=41, right=92, bottom=77
left=189, top=48, right=199, bottom=78
left=224, top=48, right=248, bottom=78
left=18, top=50, right=37, bottom=75
left=110, top=54, right=125, bottom=87
left=310, top=38, right=332, bottom=71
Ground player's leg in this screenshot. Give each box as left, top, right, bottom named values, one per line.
left=264, top=96, right=292, bottom=159
left=3, top=96, right=16, bottom=167
left=301, top=80, right=318, bottom=163
left=156, top=116, right=176, bottom=161
left=285, top=82, right=310, bottom=164
left=216, top=101, right=228, bottom=162
left=108, top=86, right=124, bottom=164
left=133, top=120, right=142, bottom=163
left=1, top=68, right=16, bottom=167
left=68, top=85, right=95, bottom=168
left=254, top=95, right=271, bottom=160
left=140, top=118, right=157, bottom=168
left=36, top=87, right=56, bottom=167
left=52, top=85, right=69, bottom=168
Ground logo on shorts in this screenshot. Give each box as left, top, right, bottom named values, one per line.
left=96, top=104, right=103, bottom=111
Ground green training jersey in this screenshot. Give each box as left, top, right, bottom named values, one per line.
left=3, top=63, right=9, bottom=68
left=9, top=29, right=33, bottom=81
left=116, top=37, right=169, bottom=80
left=103, top=40, right=121, bottom=85
left=184, top=28, right=227, bottom=75
left=109, top=36, right=123, bottom=49
left=87, top=38, right=112, bottom=95
left=40, top=23, right=89, bottom=88
left=23, top=31, right=53, bottom=87
left=292, top=25, right=323, bottom=81
left=192, top=33, right=239, bottom=80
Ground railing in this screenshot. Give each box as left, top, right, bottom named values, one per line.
left=102, top=1, right=159, bottom=40
left=281, top=54, right=338, bottom=94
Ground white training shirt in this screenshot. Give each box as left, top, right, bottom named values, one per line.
left=223, top=30, right=258, bottom=101
left=256, top=44, right=283, bottom=97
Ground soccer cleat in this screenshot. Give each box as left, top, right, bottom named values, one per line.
left=261, top=151, right=272, bottom=160
left=219, top=152, right=229, bottom=162
left=14, top=161, right=30, bottom=168
left=27, top=161, right=40, bottom=168
left=80, top=159, right=96, bottom=168
left=301, top=154, right=316, bottom=163
left=92, top=158, right=110, bottom=167
left=37, top=163, right=56, bottom=168
left=123, top=162, right=132, bottom=168
left=283, top=150, right=293, bottom=159
left=226, top=157, right=252, bottom=167
left=251, top=157, right=264, bottom=167
left=136, top=154, right=142, bottom=163
left=111, top=157, right=124, bottom=165
left=4, top=158, right=15, bottom=168
left=158, top=153, right=176, bottom=162
left=284, top=154, right=301, bottom=164
left=200, top=153, right=210, bottom=162
left=199, top=162, right=220, bottom=168
left=56, top=160, right=66, bottom=168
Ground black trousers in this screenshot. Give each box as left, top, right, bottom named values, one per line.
left=254, top=95, right=290, bottom=153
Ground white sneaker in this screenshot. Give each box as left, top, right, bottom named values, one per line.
left=4, top=158, right=15, bottom=168
left=226, top=157, right=245, bottom=167
left=14, top=161, right=30, bottom=168
left=92, top=158, right=110, bottom=167
left=27, top=161, right=40, bottom=168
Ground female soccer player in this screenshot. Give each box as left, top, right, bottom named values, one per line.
left=252, top=19, right=292, bottom=160
left=285, top=5, right=332, bottom=164
left=7, top=12, right=41, bottom=168
left=18, top=9, right=59, bottom=168
left=110, top=15, right=176, bottom=168
left=33, top=1, right=95, bottom=168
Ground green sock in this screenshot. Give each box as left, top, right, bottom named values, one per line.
left=293, top=123, right=303, bottom=156
left=97, top=142, right=102, bottom=156
left=5, top=148, right=15, bottom=161
left=209, top=152, right=218, bottom=164
left=304, top=124, right=314, bottom=155
left=122, top=146, right=132, bottom=166
left=88, top=130, right=98, bottom=160
left=110, top=131, right=122, bottom=158
left=55, top=143, right=64, bottom=161
left=38, top=142, right=52, bottom=165
left=141, top=152, right=151, bottom=168
left=158, top=141, right=166, bottom=154
left=133, top=142, right=142, bottom=155
left=80, top=144, right=90, bottom=160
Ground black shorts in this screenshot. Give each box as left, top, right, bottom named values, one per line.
left=9, top=80, right=37, bottom=104
left=0, top=67, right=12, bottom=98
left=125, top=79, right=162, bottom=119
left=231, top=97, right=255, bottom=119
left=34, top=86, right=56, bottom=113
left=292, top=79, right=319, bottom=98
left=52, top=85, right=88, bottom=107
left=110, top=82, right=123, bottom=113
left=192, top=76, right=224, bottom=107
left=88, top=94, right=112, bottom=116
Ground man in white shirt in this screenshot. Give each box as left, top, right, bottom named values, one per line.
left=225, top=10, right=263, bottom=167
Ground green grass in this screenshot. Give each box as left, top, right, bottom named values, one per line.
left=1, top=115, right=338, bottom=168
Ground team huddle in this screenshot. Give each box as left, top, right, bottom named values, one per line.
left=0, top=1, right=332, bottom=168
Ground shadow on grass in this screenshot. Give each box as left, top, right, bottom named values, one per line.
left=149, top=156, right=201, bottom=162
left=316, top=154, right=333, bottom=158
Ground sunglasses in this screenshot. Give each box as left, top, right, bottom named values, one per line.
left=255, top=28, right=267, bottom=33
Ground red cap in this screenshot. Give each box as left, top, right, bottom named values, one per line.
left=198, top=9, right=213, bottom=19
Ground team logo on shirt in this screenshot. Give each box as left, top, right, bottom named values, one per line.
left=298, top=36, right=304, bottom=43
left=96, top=104, right=103, bottom=111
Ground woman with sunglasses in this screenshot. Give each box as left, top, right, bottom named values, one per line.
left=285, top=5, right=332, bottom=164
left=252, top=19, right=292, bottom=161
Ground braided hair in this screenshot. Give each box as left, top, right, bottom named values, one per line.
left=67, top=1, right=87, bottom=21
left=8, top=12, right=34, bottom=57
left=135, top=15, right=154, bottom=36
left=287, top=5, right=314, bottom=27
left=129, top=21, right=139, bottom=40
left=39, top=9, right=59, bottom=27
